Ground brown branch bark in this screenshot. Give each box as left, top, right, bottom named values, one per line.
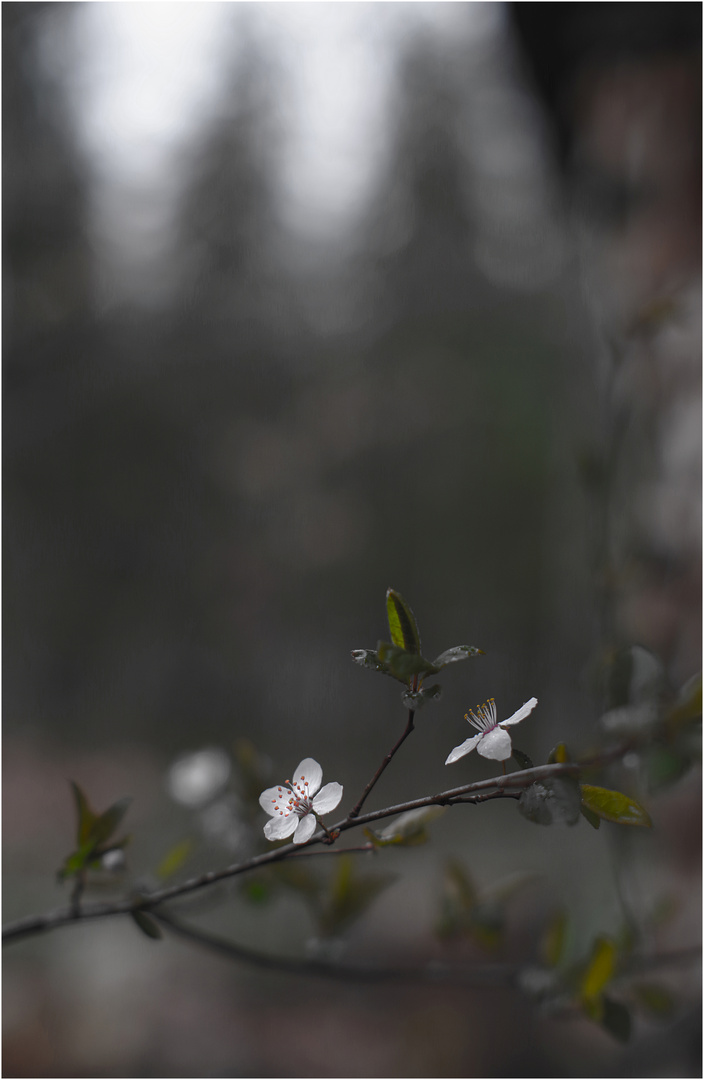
left=1, top=746, right=634, bottom=947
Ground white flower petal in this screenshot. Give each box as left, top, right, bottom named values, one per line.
left=264, top=814, right=298, bottom=841
left=477, top=726, right=513, bottom=760
left=312, top=782, right=343, bottom=815
left=293, top=813, right=317, bottom=844
left=259, top=786, right=285, bottom=816
left=445, top=733, right=483, bottom=765
left=293, top=758, right=323, bottom=797
left=500, top=697, right=538, bottom=727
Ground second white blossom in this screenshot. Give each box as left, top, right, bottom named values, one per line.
left=445, top=697, right=538, bottom=764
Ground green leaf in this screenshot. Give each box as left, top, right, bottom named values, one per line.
left=401, top=683, right=441, bottom=710
left=667, top=673, right=702, bottom=730
left=645, top=746, right=692, bottom=791
left=444, top=859, right=478, bottom=909
left=580, top=804, right=601, bottom=830
left=600, top=996, right=632, bottom=1042
left=156, top=839, right=193, bottom=881
left=603, top=644, right=663, bottom=710
left=581, top=936, right=617, bottom=1001
left=511, top=748, right=534, bottom=770
left=542, top=909, right=568, bottom=968
left=274, top=860, right=322, bottom=898
left=632, top=982, right=675, bottom=1017
left=58, top=843, right=93, bottom=880
left=317, top=856, right=395, bottom=937
left=70, top=781, right=99, bottom=847
left=130, top=910, right=163, bottom=940
left=60, top=785, right=132, bottom=882
left=386, top=588, right=421, bottom=654
left=580, top=785, right=652, bottom=827
left=518, top=783, right=554, bottom=825
left=518, top=777, right=581, bottom=826
left=436, top=859, right=478, bottom=940
left=549, top=777, right=582, bottom=824
left=547, top=743, right=569, bottom=764
left=436, top=862, right=528, bottom=952
left=466, top=901, right=505, bottom=951
left=351, top=648, right=394, bottom=676
left=431, top=645, right=484, bottom=668
left=242, top=878, right=271, bottom=905
left=376, top=642, right=439, bottom=683
left=367, top=805, right=447, bottom=847
left=87, top=796, right=132, bottom=848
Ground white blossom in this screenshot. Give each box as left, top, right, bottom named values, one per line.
left=446, top=697, right=538, bottom=764
left=259, top=758, right=343, bottom=844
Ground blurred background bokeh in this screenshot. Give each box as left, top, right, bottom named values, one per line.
left=3, top=3, right=701, bottom=1076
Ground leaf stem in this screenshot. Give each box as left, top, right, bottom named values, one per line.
left=347, top=709, right=415, bottom=819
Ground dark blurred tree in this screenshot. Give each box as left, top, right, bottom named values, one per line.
left=365, top=38, right=481, bottom=328
left=3, top=2, right=106, bottom=736
left=3, top=2, right=93, bottom=361
left=510, top=0, right=702, bottom=687
left=352, top=31, right=567, bottom=683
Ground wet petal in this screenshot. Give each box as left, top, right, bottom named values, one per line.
left=445, top=733, right=483, bottom=765
left=259, top=786, right=286, bottom=815
left=477, top=726, right=512, bottom=760
left=312, top=782, right=343, bottom=815
left=293, top=813, right=317, bottom=844
left=500, top=697, right=538, bottom=727
left=293, top=758, right=323, bottom=797
left=264, top=814, right=298, bottom=841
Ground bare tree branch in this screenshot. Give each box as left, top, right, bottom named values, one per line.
left=151, top=908, right=521, bottom=986
left=1, top=747, right=634, bottom=947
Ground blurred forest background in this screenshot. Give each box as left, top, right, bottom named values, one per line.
left=3, top=3, right=701, bottom=1077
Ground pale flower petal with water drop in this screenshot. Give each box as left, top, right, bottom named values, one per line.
left=446, top=697, right=538, bottom=764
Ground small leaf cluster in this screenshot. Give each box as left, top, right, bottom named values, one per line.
left=243, top=855, right=395, bottom=941
left=364, top=805, right=447, bottom=848
left=516, top=745, right=652, bottom=829
left=58, top=782, right=131, bottom=882
left=352, top=588, right=483, bottom=709
left=436, top=859, right=533, bottom=951
left=600, top=648, right=701, bottom=791
left=520, top=910, right=678, bottom=1042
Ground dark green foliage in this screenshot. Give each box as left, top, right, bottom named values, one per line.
left=541, top=909, right=568, bottom=968
left=511, top=747, right=534, bottom=770
left=386, top=588, right=421, bottom=654
left=352, top=589, right=483, bottom=707
left=130, top=911, right=163, bottom=941
left=599, top=997, right=632, bottom=1042
left=315, top=856, right=396, bottom=938
left=365, top=805, right=446, bottom=847
left=58, top=782, right=132, bottom=882
left=579, top=785, right=652, bottom=827
left=518, top=776, right=581, bottom=826
left=631, top=982, right=675, bottom=1017
left=436, top=860, right=533, bottom=951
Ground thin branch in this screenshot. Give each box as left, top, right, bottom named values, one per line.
left=147, top=911, right=704, bottom=990
left=151, top=908, right=520, bottom=986
left=1, top=749, right=634, bottom=947
left=450, top=791, right=521, bottom=805
left=348, top=709, right=415, bottom=818
left=286, top=844, right=376, bottom=859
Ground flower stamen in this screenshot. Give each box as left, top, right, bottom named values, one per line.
left=465, top=697, right=497, bottom=734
